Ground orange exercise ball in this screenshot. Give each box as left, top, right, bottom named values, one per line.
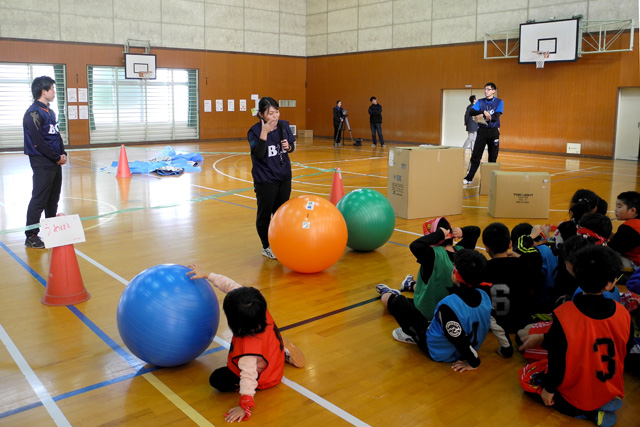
left=268, top=195, right=348, bottom=273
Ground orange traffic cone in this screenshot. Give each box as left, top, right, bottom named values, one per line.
left=117, top=177, right=131, bottom=203
left=42, top=244, right=90, bottom=306
left=116, top=144, right=132, bottom=178
left=329, top=168, right=344, bottom=205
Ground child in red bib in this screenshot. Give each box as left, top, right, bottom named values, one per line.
left=188, top=265, right=305, bottom=423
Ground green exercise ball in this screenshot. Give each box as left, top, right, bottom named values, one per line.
left=336, top=188, right=396, bottom=252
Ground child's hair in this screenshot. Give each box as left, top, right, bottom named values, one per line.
left=31, top=76, right=55, bottom=100
left=510, top=222, right=533, bottom=247
left=258, top=97, right=279, bottom=119
left=596, top=197, right=609, bottom=215
left=577, top=213, right=612, bottom=245
left=569, top=189, right=600, bottom=222
left=454, top=249, right=487, bottom=287
left=482, top=222, right=510, bottom=254
left=469, top=95, right=476, bottom=103
left=617, top=191, right=640, bottom=213
left=573, top=245, right=622, bottom=293
left=223, top=287, right=268, bottom=337
left=561, top=234, right=591, bottom=266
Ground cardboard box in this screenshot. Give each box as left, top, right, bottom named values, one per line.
left=387, top=146, right=464, bottom=219
left=297, top=129, right=313, bottom=138
left=480, top=162, right=501, bottom=195
left=488, top=171, right=551, bottom=218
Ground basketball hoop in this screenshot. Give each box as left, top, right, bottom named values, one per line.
left=532, top=50, right=550, bottom=69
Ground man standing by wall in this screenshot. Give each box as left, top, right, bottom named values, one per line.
left=24, top=76, right=67, bottom=248
left=463, top=95, right=478, bottom=150
left=464, top=83, right=503, bottom=185
left=368, top=96, right=384, bottom=147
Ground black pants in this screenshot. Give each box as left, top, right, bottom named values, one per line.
left=465, top=127, right=500, bottom=181
left=210, top=366, right=240, bottom=392
left=370, top=123, right=384, bottom=145
left=333, top=122, right=342, bottom=144
left=254, top=180, right=291, bottom=249
left=26, top=165, right=62, bottom=238
left=387, top=294, right=431, bottom=355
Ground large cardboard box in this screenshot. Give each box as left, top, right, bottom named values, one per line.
left=488, top=171, right=551, bottom=218
left=387, top=146, right=464, bottom=219
left=479, top=162, right=501, bottom=195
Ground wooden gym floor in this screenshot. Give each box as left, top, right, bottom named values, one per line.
left=1, top=138, right=639, bottom=427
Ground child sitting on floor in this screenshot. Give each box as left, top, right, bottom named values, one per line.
left=187, top=264, right=305, bottom=423
left=519, top=245, right=632, bottom=427
left=608, top=191, right=640, bottom=269
left=377, top=249, right=492, bottom=372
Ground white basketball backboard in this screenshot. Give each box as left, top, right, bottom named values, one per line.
left=124, top=53, right=157, bottom=79
left=519, top=18, right=580, bottom=64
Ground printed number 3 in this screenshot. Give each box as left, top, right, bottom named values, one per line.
left=594, top=338, right=616, bottom=382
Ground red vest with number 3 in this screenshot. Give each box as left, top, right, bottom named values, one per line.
left=228, top=310, right=285, bottom=389
left=555, top=301, right=629, bottom=411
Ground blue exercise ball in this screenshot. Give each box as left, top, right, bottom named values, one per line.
left=117, top=264, right=220, bottom=367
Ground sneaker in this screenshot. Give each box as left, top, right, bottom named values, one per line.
left=598, top=397, right=623, bottom=412
left=392, top=328, right=416, bottom=344
left=496, top=345, right=514, bottom=358
left=594, top=410, right=617, bottom=427
left=372, top=144, right=376, bottom=147
left=400, top=274, right=416, bottom=292
left=463, top=179, right=471, bottom=185
left=283, top=337, right=305, bottom=368
left=380, top=144, right=385, bottom=148
left=375, top=284, right=400, bottom=297
left=262, top=247, right=277, bottom=259
left=25, top=235, right=45, bottom=249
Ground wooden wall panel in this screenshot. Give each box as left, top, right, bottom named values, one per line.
left=306, top=33, right=639, bottom=157
left=0, top=39, right=306, bottom=147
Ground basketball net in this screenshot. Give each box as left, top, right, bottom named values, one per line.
left=532, top=51, right=550, bottom=69
left=138, top=71, right=152, bottom=79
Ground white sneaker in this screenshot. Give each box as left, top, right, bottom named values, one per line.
left=262, top=247, right=277, bottom=259
left=392, top=328, right=416, bottom=344
left=463, top=179, right=471, bottom=185
left=372, top=144, right=377, bottom=147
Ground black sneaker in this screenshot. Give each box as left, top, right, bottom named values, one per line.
left=25, top=235, right=45, bottom=249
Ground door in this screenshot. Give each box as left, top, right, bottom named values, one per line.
left=614, top=87, right=640, bottom=161
left=441, top=89, right=485, bottom=147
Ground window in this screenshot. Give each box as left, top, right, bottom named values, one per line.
left=0, top=64, right=67, bottom=149
left=88, top=66, right=198, bottom=144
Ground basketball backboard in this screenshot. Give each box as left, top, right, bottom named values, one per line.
left=124, top=53, right=157, bottom=79
left=519, top=18, right=579, bottom=64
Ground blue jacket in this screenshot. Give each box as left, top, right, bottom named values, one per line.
left=23, top=101, right=65, bottom=165
left=470, top=97, right=503, bottom=129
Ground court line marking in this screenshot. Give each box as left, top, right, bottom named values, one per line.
left=0, top=324, right=72, bottom=427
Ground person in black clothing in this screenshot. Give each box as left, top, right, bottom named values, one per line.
left=24, top=76, right=67, bottom=249
left=247, top=97, right=295, bottom=260
left=551, top=189, right=603, bottom=250
left=463, top=95, right=478, bottom=150
left=368, top=96, right=384, bottom=147
left=482, top=222, right=545, bottom=338
left=333, top=100, right=344, bottom=146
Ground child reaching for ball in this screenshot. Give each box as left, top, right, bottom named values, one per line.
left=187, top=264, right=305, bottom=423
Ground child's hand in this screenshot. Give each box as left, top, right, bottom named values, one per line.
left=186, top=264, right=208, bottom=280
left=452, top=227, right=463, bottom=239
left=530, top=224, right=542, bottom=240
left=451, top=360, right=477, bottom=373
left=518, top=333, right=544, bottom=351
left=439, top=227, right=452, bottom=239
left=541, top=389, right=555, bottom=406
left=224, top=406, right=247, bottom=422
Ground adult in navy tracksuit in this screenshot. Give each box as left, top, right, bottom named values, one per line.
left=464, top=82, right=503, bottom=184
left=247, top=97, right=295, bottom=259
left=23, top=76, right=67, bottom=249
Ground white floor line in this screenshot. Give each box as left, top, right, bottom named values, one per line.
left=213, top=337, right=370, bottom=427
left=0, top=324, right=72, bottom=427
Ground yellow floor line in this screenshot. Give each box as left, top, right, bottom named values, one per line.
left=143, top=373, right=215, bottom=427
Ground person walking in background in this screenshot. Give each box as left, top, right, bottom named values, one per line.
left=368, top=96, right=384, bottom=147
left=464, top=83, right=503, bottom=185
left=24, top=76, right=67, bottom=249
left=463, top=95, right=478, bottom=151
